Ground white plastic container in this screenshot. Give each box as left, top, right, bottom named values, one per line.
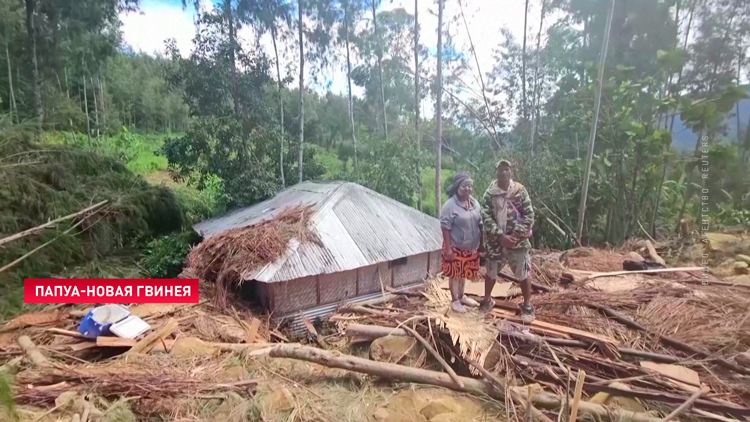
left=110, top=315, right=151, bottom=339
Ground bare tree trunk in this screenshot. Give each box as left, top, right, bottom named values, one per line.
left=82, top=60, right=92, bottom=147
left=372, top=0, right=388, bottom=137
left=64, top=67, right=69, bottom=98
left=92, top=77, right=99, bottom=138
left=651, top=0, right=695, bottom=236
left=272, top=28, right=286, bottom=188
left=25, top=0, right=43, bottom=128
left=344, top=6, right=358, bottom=175
left=521, top=0, right=529, bottom=123
left=530, top=0, right=546, bottom=157
left=99, top=77, right=106, bottom=127
left=435, top=0, right=444, bottom=214
left=576, top=0, right=615, bottom=241
left=298, top=0, right=305, bottom=183
left=5, top=39, right=18, bottom=124
left=414, top=0, right=422, bottom=211
left=225, top=0, right=240, bottom=115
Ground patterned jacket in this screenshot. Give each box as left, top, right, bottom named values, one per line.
left=480, top=180, right=534, bottom=259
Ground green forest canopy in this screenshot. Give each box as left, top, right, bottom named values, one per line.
left=1, top=0, right=749, bottom=249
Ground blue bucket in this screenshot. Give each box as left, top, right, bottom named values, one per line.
left=78, top=304, right=131, bottom=338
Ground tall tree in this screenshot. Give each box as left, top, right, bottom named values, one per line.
left=337, top=0, right=364, bottom=174
left=372, top=0, right=387, bottom=137
left=24, top=0, right=43, bottom=127
left=576, top=0, right=615, bottom=241
left=521, top=0, right=529, bottom=123
left=224, top=0, right=240, bottom=114
left=529, top=0, right=546, bottom=156
left=414, top=0, right=422, bottom=210
left=435, top=0, right=444, bottom=213
left=298, top=0, right=305, bottom=183
left=238, top=0, right=292, bottom=186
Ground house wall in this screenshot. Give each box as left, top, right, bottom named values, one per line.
left=268, top=251, right=440, bottom=315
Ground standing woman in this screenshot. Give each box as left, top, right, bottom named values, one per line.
left=440, top=172, right=483, bottom=313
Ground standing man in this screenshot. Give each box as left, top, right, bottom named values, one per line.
left=479, top=160, right=535, bottom=323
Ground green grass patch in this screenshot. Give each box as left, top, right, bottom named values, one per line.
left=421, top=167, right=455, bottom=217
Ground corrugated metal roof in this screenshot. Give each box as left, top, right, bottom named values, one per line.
left=192, top=181, right=442, bottom=283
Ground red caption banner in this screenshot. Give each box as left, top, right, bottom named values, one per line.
left=24, top=279, right=199, bottom=304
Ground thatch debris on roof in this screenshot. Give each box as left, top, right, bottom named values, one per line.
left=182, top=204, right=318, bottom=306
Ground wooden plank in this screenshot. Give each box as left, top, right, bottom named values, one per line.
left=245, top=318, right=261, bottom=343
left=124, top=318, right=177, bottom=356
left=491, top=309, right=616, bottom=345
left=96, top=337, right=138, bottom=348
left=580, top=267, right=703, bottom=283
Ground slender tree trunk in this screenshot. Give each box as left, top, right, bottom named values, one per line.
left=272, top=28, right=286, bottom=188
left=735, top=46, right=745, bottom=205
left=529, top=0, right=546, bottom=157
left=82, top=61, right=92, bottom=147
left=457, top=0, right=499, bottom=146
left=298, top=0, right=305, bottom=183
left=99, top=77, right=106, bottom=127
left=674, top=132, right=704, bottom=233
left=414, top=0, right=422, bottom=211
left=651, top=0, right=695, bottom=236
left=344, top=7, right=358, bottom=175
left=24, top=0, right=43, bottom=128
left=92, top=77, right=100, bottom=138
left=372, top=0, right=388, bottom=137
left=64, top=67, right=69, bottom=98
left=225, top=0, right=240, bottom=114
left=5, top=40, right=18, bottom=124
left=435, top=0, right=444, bottom=214
left=576, top=0, right=615, bottom=241
left=521, top=0, right=529, bottom=123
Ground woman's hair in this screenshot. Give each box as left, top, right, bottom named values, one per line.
left=446, top=171, right=471, bottom=197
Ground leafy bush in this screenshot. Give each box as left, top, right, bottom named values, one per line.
left=142, top=232, right=198, bottom=278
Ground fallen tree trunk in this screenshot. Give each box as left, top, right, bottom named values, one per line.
left=270, top=344, right=664, bottom=422
left=18, top=335, right=50, bottom=368
left=270, top=343, right=496, bottom=396
left=345, top=323, right=409, bottom=339
left=579, top=267, right=702, bottom=283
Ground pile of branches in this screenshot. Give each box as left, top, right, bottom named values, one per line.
left=323, top=272, right=750, bottom=421
left=12, top=358, right=257, bottom=405
left=184, top=205, right=318, bottom=304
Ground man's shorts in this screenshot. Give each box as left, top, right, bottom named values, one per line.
left=484, top=248, right=531, bottom=281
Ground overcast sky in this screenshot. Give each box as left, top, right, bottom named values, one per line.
left=120, top=0, right=556, bottom=105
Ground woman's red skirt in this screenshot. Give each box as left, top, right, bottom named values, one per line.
left=441, top=246, right=481, bottom=280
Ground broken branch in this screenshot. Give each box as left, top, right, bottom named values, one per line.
left=400, top=324, right=465, bottom=389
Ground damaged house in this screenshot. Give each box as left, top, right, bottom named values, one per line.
left=192, top=181, right=442, bottom=331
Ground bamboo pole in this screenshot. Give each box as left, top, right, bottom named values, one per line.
left=576, top=0, right=615, bottom=240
